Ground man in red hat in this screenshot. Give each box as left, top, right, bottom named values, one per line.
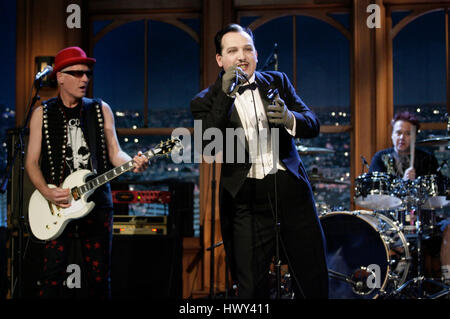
left=25, top=46, right=149, bottom=298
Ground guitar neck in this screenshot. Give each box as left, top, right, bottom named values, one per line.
left=76, top=148, right=158, bottom=196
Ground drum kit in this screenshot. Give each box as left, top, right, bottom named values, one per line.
left=295, top=133, right=450, bottom=299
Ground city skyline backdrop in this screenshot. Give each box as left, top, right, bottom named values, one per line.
left=1, top=3, right=449, bottom=226
left=0, top=4, right=447, bottom=113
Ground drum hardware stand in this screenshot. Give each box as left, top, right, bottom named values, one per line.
left=328, top=269, right=357, bottom=287
left=389, top=201, right=450, bottom=299
left=328, top=267, right=377, bottom=296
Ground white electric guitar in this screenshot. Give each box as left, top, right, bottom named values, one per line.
left=28, top=138, right=181, bottom=241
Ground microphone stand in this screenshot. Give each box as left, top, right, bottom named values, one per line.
left=265, top=88, right=282, bottom=299
left=259, top=43, right=278, bottom=71
left=206, top=240, right=229, bottom=298
left=274, top=186, right=281, bottom=299
left=209, top=161, right=217, bottom=299
left=7, top=78, right=43, bottom=298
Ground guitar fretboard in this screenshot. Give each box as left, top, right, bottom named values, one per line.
left=76, top=148, right=158, bottom=196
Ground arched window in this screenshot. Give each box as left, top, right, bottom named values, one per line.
left=241, top=13, right=352, bottom=211
left=93, top=19, right=199, bottom=129
left=392, top=8, right=449, bottom=175
left=91, top=16, right=201, bottom=236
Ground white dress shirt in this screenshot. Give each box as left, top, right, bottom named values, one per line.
left=233, top=74, right=297, bottom=179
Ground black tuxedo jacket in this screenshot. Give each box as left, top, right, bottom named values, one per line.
left=190, top=70, right=320, bottom=197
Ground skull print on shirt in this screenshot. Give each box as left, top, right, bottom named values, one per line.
left=66, top=118, right=91, bottom=172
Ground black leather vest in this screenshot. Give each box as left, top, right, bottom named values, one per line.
left=40, top=97, right=113, bottom=208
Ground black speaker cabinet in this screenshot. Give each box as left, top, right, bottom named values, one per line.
left=109, top=181, right=190, bottom=299
left=169, top=181, right=194, bottom=237
left=7, top=233, right=45, bottom=298
left=111, top=234, right=182, bottom=299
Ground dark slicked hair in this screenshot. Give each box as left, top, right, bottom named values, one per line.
left=391, top=111, right=421, bottom=131
left=214, top=23, right=254, bottom=55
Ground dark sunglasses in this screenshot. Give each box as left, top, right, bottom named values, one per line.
left=61, top=70, right=93, bottom=78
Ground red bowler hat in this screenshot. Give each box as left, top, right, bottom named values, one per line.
left=50, top=46, right=96, bottom=78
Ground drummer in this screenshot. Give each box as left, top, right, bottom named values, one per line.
left=368, top=110, right=450, bottom=287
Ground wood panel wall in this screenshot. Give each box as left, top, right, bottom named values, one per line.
left=13, top=0, right=450, bottom=299
left=15, top=0, right=85, bottom=127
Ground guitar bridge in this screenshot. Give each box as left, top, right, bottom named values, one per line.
left=71, top=187, right=81, bottom=201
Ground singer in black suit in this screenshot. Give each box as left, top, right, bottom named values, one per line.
left=190, top=24, right=328, bottom=299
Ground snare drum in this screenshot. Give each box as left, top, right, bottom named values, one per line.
left=320, top=211, right=410, bottom=299
left=354, top=172, right=403, bottom=210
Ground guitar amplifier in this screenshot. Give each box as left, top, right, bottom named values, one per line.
left=111, top=190, right=171, bottom=204
left=113, top=215, right=167, bottom=235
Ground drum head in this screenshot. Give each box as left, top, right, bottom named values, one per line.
left=418, top=175, right=449, bottom=209
left=355, top=195, right=402, bottom=210
left=320, top=212, right=389, bottom=299
left=422, top=196, right=450, bottom=210
left=354, top=173, right=403, bottom=210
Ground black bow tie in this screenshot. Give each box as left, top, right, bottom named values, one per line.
left=237, top=82, right=258, bottom=94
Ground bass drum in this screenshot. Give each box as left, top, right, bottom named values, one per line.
left=320, top=211, right=410, bottom=299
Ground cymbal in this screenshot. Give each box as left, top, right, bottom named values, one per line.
left=309, top=175, right=350, bottom=185
left=296, top=145, right=335, bottom=155
left=416, top=136, right=449, bottom=146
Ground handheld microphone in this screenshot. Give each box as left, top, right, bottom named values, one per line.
left=266, top=87, right=282, bottom=128
left=266, top=87, right=279, bottom=102
left=228, top=67, right=248, bottom=95
left=228, top=71, right=239, bottom=95
left=35, top=65, right=53, bottom=82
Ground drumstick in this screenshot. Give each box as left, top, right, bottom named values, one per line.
left=410, top=125, right=416, bottom=169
